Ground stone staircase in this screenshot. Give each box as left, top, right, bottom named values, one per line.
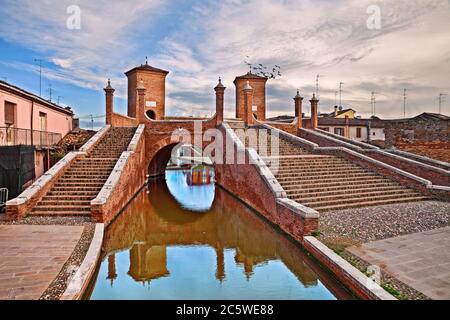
left=230, top=123, right=428, bottom=212
left=31, top=127, right=136, bottom=217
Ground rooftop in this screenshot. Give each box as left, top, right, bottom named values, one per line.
left=125, top=62, right=169, bottom=76
left=0, top=80, right=74, bottom=116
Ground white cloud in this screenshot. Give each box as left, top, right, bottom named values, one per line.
left=1, top=0, right=449, bottom=119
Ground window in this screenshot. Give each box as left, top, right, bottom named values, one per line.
left=334, top=127, right=344, bottom=136
left=4, top=101, right=16, bottom=125
left=39, top=112, right=47, bottom=131
left=356, top=127, right=362, bottom=138
left=146, top=109, right=156, bottom=120
left=319, top=127, right=329, bottom=132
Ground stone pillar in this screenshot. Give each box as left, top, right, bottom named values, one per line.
left=136, top=80, right=146, bottom=123
left=104, top=79, right=115, bottom=125
left=310, top=93, right=319, bottom=129
left=344, top=115, right=350, bottom=138
left=214, top=77, right=226, bottom=126
left=243, top=81, right=254, bottom=126
left=294, top=90, right=304, bottom=129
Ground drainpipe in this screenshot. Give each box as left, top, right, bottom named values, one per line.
left=30, top=100, right=34, bottom=145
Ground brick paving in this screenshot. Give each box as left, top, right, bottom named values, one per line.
left=0, top=224, right=83, bottom=300
left=348, top=227, right=450, bottom=300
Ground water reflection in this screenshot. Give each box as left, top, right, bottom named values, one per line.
left=89, top=170, right=352, bottom=300
left=166, top=169, right=214, bottom=212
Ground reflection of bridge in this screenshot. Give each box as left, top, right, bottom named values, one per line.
left=101, top=178, right=350, bottom=299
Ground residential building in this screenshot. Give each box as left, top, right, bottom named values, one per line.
left=0, top=80, right=74, bottom=194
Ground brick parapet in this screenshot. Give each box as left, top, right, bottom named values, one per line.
left=110, top=112, right=138, bottom=127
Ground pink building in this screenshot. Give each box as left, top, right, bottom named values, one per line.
left=0, top=80, right=74, bottom=182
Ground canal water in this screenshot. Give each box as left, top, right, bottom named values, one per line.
left=89, top=170, right=352, bottom=300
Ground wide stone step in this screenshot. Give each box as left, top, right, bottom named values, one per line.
left=290, top=187, right=415, bottom=202
left=312, top=196, right=429, bottom=212
left=275, top=172, right=379, bottom=181
left=53, top=182, right=105, bottom=187
left=38, top=200, right=91, bottom=206
left=69, top=165, right=116, bottom=170
left=66, top=169, right=112, bottom=174
left=276, top=175, right=388, bottom=185
left=47, top=191, right=99, bottom=197
left=30, top=211, right=91, bottom=217
left=62, top=174, right=111, bottom=179
left=273, top=167, right=366, bottom=174
left=282, top=181, right=398, bottom=192
left=42, top=195, right=94, bottom=201
left=264, top=159, right=348, bottom=165
left=32, top=205, right=90, bottom=212
left=299, top=192, right=424, bottom=208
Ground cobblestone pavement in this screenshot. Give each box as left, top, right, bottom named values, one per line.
left=348, top=227, right=450, bottom=300
left=0, top=224, right=84, bottom=300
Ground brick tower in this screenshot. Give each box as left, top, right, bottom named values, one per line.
left=234, top=73, right=268, bottom=121
left=125, top=61, right=169, bottom=120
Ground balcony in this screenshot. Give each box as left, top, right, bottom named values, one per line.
left=0, top=127, right=62, bottom=148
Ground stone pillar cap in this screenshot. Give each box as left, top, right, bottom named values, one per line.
left=104, top=79, right=115, bottom=91
left=310, top=93, right=319, bottom=102
left=214, top=77, right=226, bottom=90
left=244, top=80, right=253, bottom=91
left=294, top=89, right=303, bottom=99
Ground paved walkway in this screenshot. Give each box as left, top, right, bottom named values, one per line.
left=348, top=226, right=450, bottom=300
left=0, top=224, right=83, bottom=300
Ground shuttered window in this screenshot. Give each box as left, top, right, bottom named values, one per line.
left=4, top=101, right=16, bottom=125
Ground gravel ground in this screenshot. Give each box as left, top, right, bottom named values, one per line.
left=0, top=215, right=92, bottom=226
left=40, top=224, right=95, bottom=300
left=318, top=200, right=450, bottom=300
left=318, top=200, right=450, bottom=246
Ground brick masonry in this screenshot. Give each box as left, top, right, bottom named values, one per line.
left=384, top=116, right=450, bottom=162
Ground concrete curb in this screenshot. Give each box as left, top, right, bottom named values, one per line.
left=303, top=236, right=397, bottom=300
left=60, top=223, right=104, bottom=300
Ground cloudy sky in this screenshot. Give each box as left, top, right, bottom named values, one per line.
left=0, top=0, right=449, bottom=127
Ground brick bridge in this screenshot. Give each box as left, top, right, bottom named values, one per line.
left=6, top=63, right=450, bottom=245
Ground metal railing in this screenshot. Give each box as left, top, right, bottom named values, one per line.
left=0, top=127, right=62, bottom=147
left=0, top=188, right=8, bottom=210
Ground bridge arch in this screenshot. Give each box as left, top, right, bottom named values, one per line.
left=146, top=134, right=216, bottom=178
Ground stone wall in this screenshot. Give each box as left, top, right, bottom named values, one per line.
left=384, top=117, right=450, bottom=162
